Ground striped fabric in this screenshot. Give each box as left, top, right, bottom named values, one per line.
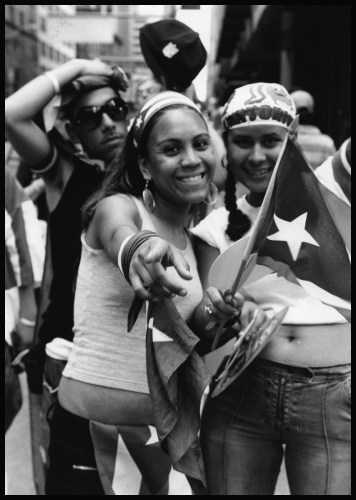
left=297, top=125, right=336, bottom=170
left=90, top=422, right=192, bottom=495
left=5, top=167, right=45, bottom=287
left=5, top=167, right=36, bottom=344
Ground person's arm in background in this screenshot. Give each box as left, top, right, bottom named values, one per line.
left=23, top=178, right=46, bottom=203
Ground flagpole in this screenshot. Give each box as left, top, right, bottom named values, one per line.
left=211, top=117, right=299, bottom=351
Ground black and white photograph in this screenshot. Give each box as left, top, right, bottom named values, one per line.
left=5, top=5, right=351, bottom=495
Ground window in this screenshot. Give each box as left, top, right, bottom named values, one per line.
left=9, top=6, right=15, bottom=24
left=19, top=10, right=25, bottom=27
left=40, top=16, right=46, bottom=32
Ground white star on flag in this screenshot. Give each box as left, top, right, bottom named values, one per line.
left=135, top=115, right=143, bottom=129
left=149, top=318, right=173, bottom=342
left=145, top=426, right=160, bottom=446
left=267, top=213, right=320, bottom=261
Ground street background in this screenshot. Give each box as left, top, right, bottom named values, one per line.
left=5, top=4, right=350, bottom=496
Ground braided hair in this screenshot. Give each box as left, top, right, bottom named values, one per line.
left=224, top=167, right=251, bottom=242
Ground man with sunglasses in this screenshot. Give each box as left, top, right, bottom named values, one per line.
left=5, top=59, right=129, bottom=488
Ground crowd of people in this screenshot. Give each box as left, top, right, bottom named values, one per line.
left=5, top=18, right=351, bottom=496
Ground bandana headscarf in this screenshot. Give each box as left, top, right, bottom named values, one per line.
left=43, top=66, right=129, bottom=132
left=222, top=82, right=296, bottom=131
left=132, top=91, right=203, bottom=149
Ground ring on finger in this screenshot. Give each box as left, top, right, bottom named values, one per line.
left=204, top=304, right=214, bottom=315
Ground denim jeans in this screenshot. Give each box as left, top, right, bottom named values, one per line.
left=201, top=357, right=351, bottom=495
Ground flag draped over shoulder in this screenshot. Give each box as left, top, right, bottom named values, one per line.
left=245, top=137, right=351, bottom=320
left=146, top=298, right=211, bottom=495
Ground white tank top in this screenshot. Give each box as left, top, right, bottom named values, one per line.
left=63, top=196, right=204, bottom=394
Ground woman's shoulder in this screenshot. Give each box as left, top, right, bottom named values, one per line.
left=95, top=194, right=141, bottom=224
left=194, top=206, right=229, bottom=231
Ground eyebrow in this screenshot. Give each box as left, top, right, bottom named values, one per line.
left=156, top=132, right=210, bottom=147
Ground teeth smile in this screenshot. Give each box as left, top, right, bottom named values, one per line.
left=249, top=169, right=270, bottom=177
left=178, top=174, right=204, bottom=183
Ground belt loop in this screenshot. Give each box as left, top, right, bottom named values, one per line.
left=308, top=367, right=315, bottom=383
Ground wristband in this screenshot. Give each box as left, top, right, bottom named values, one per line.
left=118, top=234, right=136, bottom=274
left=121, top=231, right=162, bottom=285
left=44, top=72, right=61, bottom=95
left=20, top=318, right=36, bottom=327
left=30, top=146, right=58, bottom=174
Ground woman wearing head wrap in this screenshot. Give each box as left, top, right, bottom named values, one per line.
left=42, top=92, right=267, bottom=495
left=192, top=83, right=351, bottom=495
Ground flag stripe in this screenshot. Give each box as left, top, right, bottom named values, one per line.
left=318, top=181, right=351, bottom=252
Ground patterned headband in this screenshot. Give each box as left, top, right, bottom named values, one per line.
left=222, top=83, right=296, bottom=131
left=132, top=91, right=203, bottom=149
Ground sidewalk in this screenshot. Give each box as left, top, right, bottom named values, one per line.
left=5, top=374, right=289, bottom=495
left=5, top=374, right=36, bottom=496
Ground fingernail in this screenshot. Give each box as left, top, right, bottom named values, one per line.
left=169, top=294, right=176, bottom=299
left=179, top=290, right=187, bottom=297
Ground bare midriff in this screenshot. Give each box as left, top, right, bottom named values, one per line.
left=260, top=322, right=351, bottom=367
left=58, top=376, right=154, bottom=426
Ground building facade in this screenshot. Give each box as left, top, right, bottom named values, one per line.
left=209, top=5, right=351, bottom=147
left=48, top=5, right=176, bottom=102
left=5, top=5, right=75, bottom=97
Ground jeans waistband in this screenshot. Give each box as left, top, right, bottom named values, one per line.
left=250, top=356, right=351, bottom=383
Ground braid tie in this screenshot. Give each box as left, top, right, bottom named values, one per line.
left=225, top=168, right=251, bottom=242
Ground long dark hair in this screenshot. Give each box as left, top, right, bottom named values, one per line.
left=82, top=104, right=204, bottom=230
left=223, top=130, right=252, bottom=242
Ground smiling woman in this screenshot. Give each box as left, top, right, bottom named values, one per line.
left=191, top=83, right=351, bottom=496
left=44, top=91, right=263, bottom=495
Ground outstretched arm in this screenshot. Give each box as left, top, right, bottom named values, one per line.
left=87, top=195, right=193, bottom=301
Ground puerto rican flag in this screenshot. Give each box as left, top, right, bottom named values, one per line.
left=145, top=298, right=211, bottom=495
left=90, top=421, right=193, bottom=495
left=240, top=135, right=351, bottom=321
left=91, top=298, right=210, bottom=495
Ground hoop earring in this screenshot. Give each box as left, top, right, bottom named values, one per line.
left=222, top=154, right=228, bottom=169
left=204, top=183, right=219, bottom=206
left=143, top=180, right=156, bottom=213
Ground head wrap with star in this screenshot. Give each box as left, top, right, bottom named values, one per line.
left=132, top=91, right=204, bottom=150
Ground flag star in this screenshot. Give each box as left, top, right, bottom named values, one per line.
left=152, top=326, right=173, bottom=342
left=267, top=213, right=320, bottom=261
left=149, top=319, right=173, bottom=342
left=135, top=115, right=143, bottom=129
left=145, top=426, right=159, bottom=446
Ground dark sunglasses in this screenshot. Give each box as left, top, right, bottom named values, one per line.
left=74, top=98, right=129, bottom=130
